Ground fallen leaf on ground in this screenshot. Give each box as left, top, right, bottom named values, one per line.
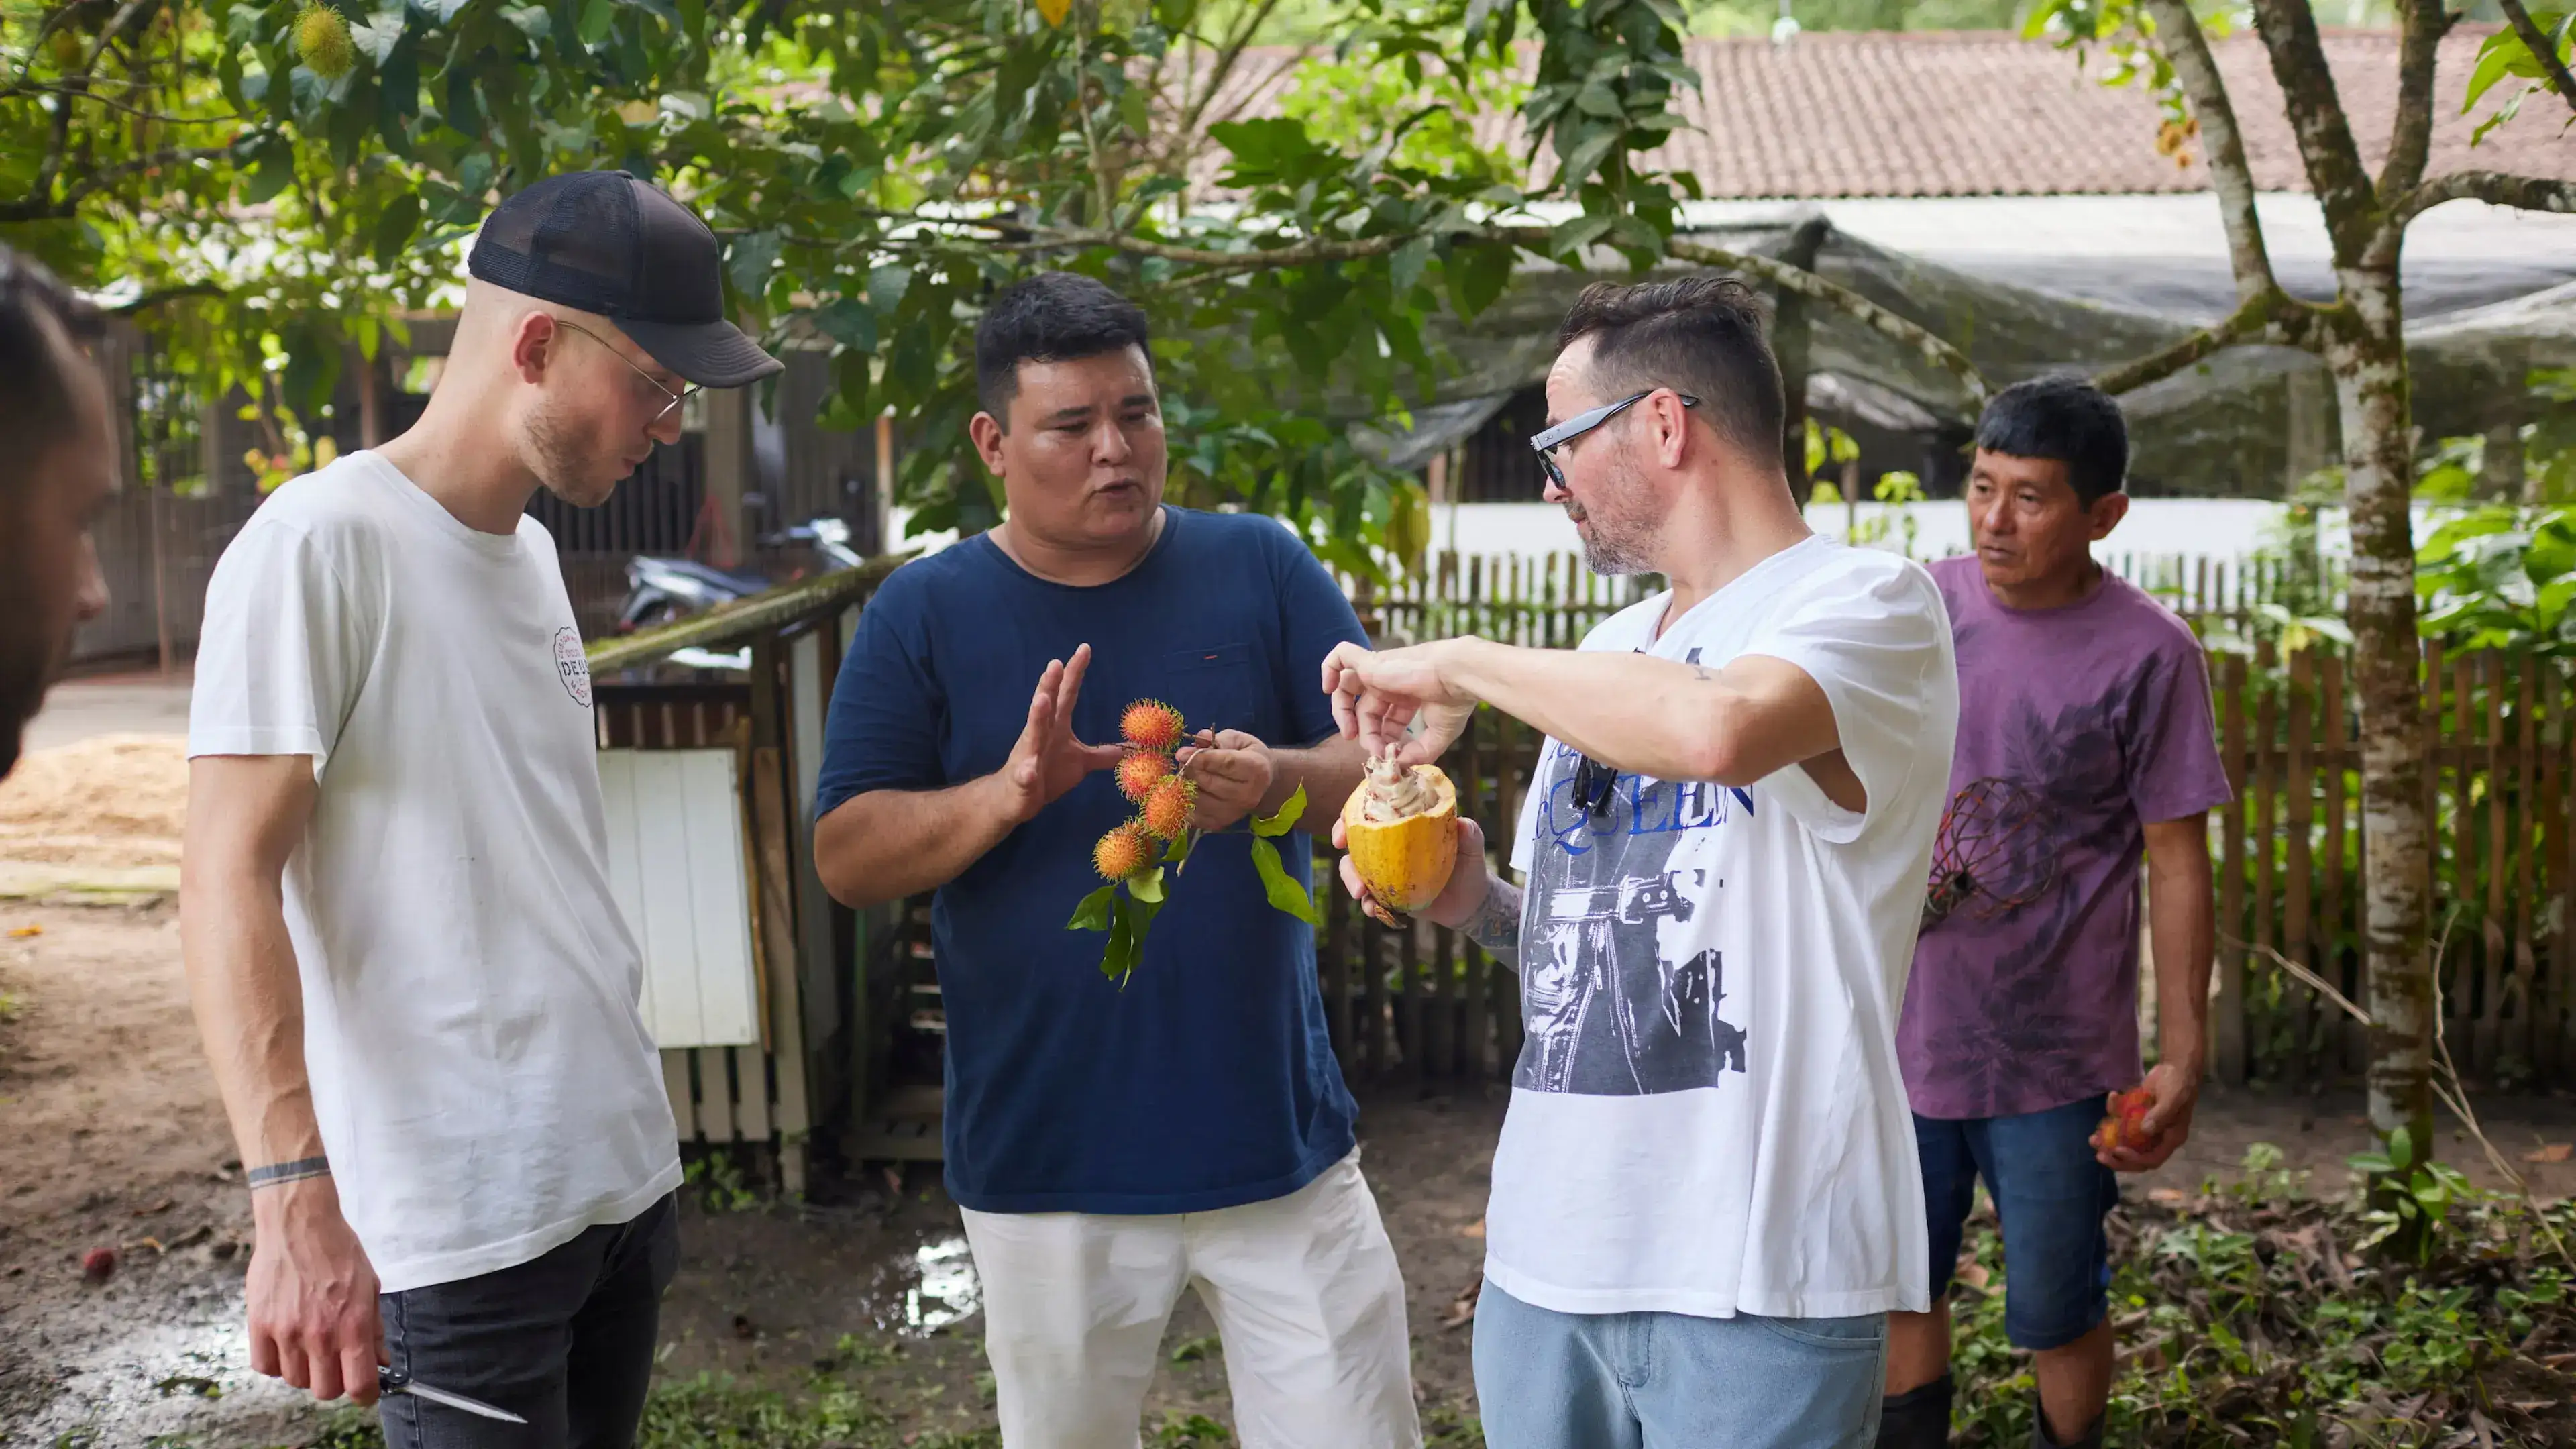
left=1440, top=1276, right=1482, bottom=1330
left=2521, top=1142, right=2571, bottom=1165
left=131, top=1197, right=173, bottom=1216
left=1955, top=1260, right=1991, bottom=1290
left=6, top=925, right=38, bottom=938
left=1459, top=1217, right=1484, bottom=1239
left=2149, top=1187, right=2189, bottom=1205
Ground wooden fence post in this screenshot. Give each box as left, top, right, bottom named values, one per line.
left=2216, top=651, right=2248, bottom=1085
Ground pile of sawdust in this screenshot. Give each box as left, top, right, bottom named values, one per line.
left=0, top=734, right=187, bottom=869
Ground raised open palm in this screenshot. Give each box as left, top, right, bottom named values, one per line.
left=1000, top=643, right=1123, bottom=824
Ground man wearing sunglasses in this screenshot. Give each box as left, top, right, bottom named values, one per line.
left=184, top=172, right=781, bottom=1446
left=1322, top=276, right=1959, bottom=1449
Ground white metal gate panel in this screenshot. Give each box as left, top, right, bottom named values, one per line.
left=597, top=748, right=761, bottom=1049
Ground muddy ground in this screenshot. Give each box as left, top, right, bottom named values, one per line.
left=4, top=899, right=2574, bottom=1448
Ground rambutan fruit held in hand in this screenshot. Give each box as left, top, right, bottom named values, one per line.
left=1120, top=700, right=1186, bottom=753
left=1093, top=824, right=1152, bottom=882
left=1114, top=750, right=1172, bottom=802
left=1139, top=777, right=1197, bottom=840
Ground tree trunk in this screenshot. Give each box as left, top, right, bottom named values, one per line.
left=2330, top=260, right=2436, bottom=1167
left=1773, top=215, right=1830, bottom=505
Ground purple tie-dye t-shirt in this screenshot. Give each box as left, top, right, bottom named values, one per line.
left=1900, top=557, right=2233, bottom=1121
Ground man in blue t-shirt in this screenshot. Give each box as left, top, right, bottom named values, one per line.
left=813, top=272, right=1419, bottom=1449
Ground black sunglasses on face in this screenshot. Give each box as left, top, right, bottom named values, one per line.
left=1528, top=389, right=1701, bottom=491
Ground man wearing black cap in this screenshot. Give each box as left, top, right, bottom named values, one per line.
left=181, top=172, right=780, bottom=1446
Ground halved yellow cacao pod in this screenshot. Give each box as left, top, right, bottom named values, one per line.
left=1340, top=763, right=1458, bottom=914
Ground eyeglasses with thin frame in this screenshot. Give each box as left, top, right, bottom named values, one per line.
left=551, top=316, right=697, bottom=427
left=1527, top=388, right=1701, bottom=491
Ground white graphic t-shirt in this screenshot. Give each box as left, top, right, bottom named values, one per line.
left=189, top=452, right=681, bottom=1293
left=1491, top=536, right=1958, bottom=1320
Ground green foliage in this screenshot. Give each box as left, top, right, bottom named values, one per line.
left=1947, top=1151, right=2576, bottom=1446
left=682, top=1146, right=764, bottom=1212
left=1147, top=1414, right=1232, bottom=1448
left=2463, top=5, right=2574, bottom=144
left=1246, top=781, right=1320, bottom=925
left=2347, top=1123, right=2481, bottom=1267
left=7, top=0, right=1713, bottom=572
left=2415, top=501, right=2576, bottom=654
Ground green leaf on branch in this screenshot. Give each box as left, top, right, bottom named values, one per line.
left=350, top=10, right=406, bottom=66
left=579, top=0, right=618, bottom=47
left=1067, top=883, right=1117, bottom=932
left=1250, top=837, right=1322, bottom=926
left=1251, top=784, right=1307, bottom=839
left=1128, top=865, right=1167, bottom=906
left=1101, top=895, right=1136, bottom=981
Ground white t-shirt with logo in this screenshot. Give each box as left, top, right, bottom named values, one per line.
left=1491, top=536, right=1957, bottom=1320
left=189, top=451, right=680, bottom=1294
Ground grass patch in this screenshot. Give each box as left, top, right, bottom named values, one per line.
left=1951, top=1146, right=2576, bottom=1446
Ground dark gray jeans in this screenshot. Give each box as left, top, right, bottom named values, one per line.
left=379, top=1193, right=680, bottom=1448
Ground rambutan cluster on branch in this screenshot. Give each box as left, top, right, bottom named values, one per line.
left=1069, top=698, right=1318, bottom=985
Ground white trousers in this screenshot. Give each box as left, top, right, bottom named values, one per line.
left=959, top=1150, right=1421, bottom=1449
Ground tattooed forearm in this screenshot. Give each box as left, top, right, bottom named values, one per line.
left=1463, top=876, right=1523, bottom=966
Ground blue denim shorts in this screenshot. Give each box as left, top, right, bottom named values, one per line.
left=1917, top=1096, right=2121, bottom=1351
left=1473, top=1281, right=1886, bottom=1449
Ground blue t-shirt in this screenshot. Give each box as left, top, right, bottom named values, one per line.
left=814, top=507, right=1366, bottom=1214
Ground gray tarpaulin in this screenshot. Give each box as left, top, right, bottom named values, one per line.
left=1356, top=197, right=2576, bottom=494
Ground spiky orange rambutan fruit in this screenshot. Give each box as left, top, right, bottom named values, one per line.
left=1139, top=777, right=1197, bottom=840
left=1093, top=824, right=1153, bottom=881
left=1114, top=749, right=1172, bottom=802
left=1120, top=699, right=1186, bottom=752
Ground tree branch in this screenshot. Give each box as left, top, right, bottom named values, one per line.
left=0, top=141, right=240, bottom=223
left=1035, top=227, right=1422, bottom=268
left=1664, top=237, right=1990, bottom=405
left=2248, top=0, right=2383, bottom=262
left=106, top=282, right=228, bottom=313
left=2377, top=0, right=2458, bottom=203
left=2394, top=170, right=2576, bottom=225
left=2496, top=0, right=2576, bottom=117
left=2093, top=287, right=2321, bottom=396
left=2143, top=0, right=2280, bottom=299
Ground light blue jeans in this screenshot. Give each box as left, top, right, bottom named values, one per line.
left=1472, top=1281, right=1888, bottom=1449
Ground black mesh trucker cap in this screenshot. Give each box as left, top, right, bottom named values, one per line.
left=466, top=171, right=782, bottom=388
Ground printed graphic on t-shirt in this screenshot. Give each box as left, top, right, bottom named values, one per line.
left=554, top=625, right=592, bottom=707
left=1515, top=735, right=1753, bottom=1098
left=1915, top=616, right=2180, bottom=1109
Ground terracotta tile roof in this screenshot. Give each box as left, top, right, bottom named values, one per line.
left=1626, top=28, right=2573, bottom=198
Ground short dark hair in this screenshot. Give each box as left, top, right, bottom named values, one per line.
left=0, top=246, right=105, bottom=486
left=1974, top=376, right=2129, bottom=504
left=974, top=271, right=1154, bottom=425
left=1555, top=276, right=1782, bottom=465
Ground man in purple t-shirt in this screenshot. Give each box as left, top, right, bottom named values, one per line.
left=1877, top=377, right=2231, bottom=1449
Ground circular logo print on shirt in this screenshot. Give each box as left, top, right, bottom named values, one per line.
left=554, top=625, right=592, bottom=708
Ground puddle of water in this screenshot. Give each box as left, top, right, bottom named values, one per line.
left=902, top=1236, right=980, bottom=1335
left=7, top=1283, right=330, bottom=1449
left=843, top=1231, right=982, bottom=1338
